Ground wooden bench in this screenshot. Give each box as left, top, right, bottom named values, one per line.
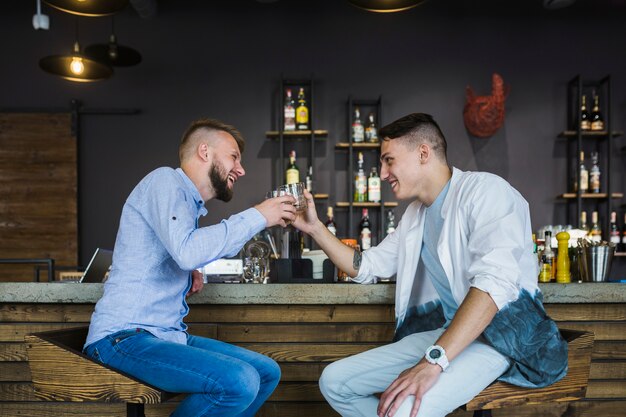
left=463, top=329, right=594, bottom=416
left=25, top=326, right=177, bottom=417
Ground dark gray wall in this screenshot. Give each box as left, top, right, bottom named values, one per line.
left=1, top=0, right=625, bottom=276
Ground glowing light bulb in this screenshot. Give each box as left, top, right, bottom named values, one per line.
left=70, top=56, right=84, bottom=75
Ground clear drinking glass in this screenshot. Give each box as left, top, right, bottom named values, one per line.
left=242, top=256, right=270, bottom=284
left=276, top=182, right=307, bottom=212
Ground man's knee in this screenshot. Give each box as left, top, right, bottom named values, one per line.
left=217, top=362, right=261, bottom=405
left=319, top=360, right=347, bottom=399
left=259, top=355, right=282, bottom=386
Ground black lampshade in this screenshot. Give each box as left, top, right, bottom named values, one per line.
left=39, top=42, right=113, bottom=82
left=85, top=35, right=142, bottom=67
left=348, top=0, right=427, bottom=13
left=43, top=0, right=129, bottom=16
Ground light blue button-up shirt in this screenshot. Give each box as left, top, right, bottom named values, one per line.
left=85, top=167, right=266, bottom=347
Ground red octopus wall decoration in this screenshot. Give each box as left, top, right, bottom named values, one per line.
left=463, top=73, right=509, bottom=138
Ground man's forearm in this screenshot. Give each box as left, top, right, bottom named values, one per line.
left=428, top=287, right=498, bottom=363
left=309, top=221, right=361, bottom=277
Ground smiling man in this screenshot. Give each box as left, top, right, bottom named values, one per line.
left=293, top=113, right=567, bottom=417
left=84, top=118, right=297, bottom=417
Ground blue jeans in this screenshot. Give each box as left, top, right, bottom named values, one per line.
left=84, top=329, right=280, bottom=417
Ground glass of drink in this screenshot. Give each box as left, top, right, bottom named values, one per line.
left=276, top=182, right=307, bottom=212
left=242, top=256, right=270, bottom=284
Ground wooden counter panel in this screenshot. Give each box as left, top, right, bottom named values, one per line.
left=0, top=304, right=94, bottom=323
left=0, top=302, right=625, bottom=416
left=0, top=343, right=26, bottom=361
left=216, top=324, right=395, bottom=343
left=546, top=304, right=626, bottom=321
left=187, top=304, right=395, bottom=323
left=0, top=362, right=30, bottom=381
left=551, top=322, right=626, bottom=341
left=592, top=342, right=626, bottom=359
left=237, top=343, right=381, bottom=362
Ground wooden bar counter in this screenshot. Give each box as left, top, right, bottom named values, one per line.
left=1, top=282, right=625, bottom=417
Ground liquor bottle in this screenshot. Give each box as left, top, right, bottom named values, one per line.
left=305, top=166, right=313, bottom=192
left=385, top=210, right=396, bottom=236
left=284, top=88, right=296, bottom=131
left=575, top=151, right=588, bottom=193
left=580, top=95, right=591, bottom=131
left=538, top=254, right=552, bottom=283
left=542, top=230, right=555, bottom=282
left=354, top=152, right=367, bottom=202
left=359, top=208, right=372, bottom=250
left=589, top=151, right=601, bottom=193
left=609, top=211, right=620, bottom=246
left=286, top=150, right=300, bottom=184
left=352, top=107, right=364, bottom=143
left=325, top=206, right=337, bottom=236
left=590, top=94, right=605, bottom=131
left=296, top=87, right=309, bottom=130
left=621, top=213, right=626, bottom=252
left=365, top=112, right=379, bottom=143
left=580, top=211, right=588, bottom=232
left=367, top=166, right=381, bottom=203
left=590, top=211, right=602, bottom=242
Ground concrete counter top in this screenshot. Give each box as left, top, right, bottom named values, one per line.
left=1, top=282, right=625, bottom=304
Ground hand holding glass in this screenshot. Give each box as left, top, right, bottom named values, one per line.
left=265, top=182, right=307, bottom=212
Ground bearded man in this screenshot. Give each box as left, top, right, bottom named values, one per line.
left=84, top=118, right=296, bottom=417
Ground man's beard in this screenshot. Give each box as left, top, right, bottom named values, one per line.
left=209, top=160, right=233, bottom=202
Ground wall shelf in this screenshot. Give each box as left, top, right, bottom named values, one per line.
left=336, top=201, right=398, bottom=208
left=335, top=142, right=380, bottom=149
left=266, top=130, right=328, bottom=138
left=557, top=130, right=622, bottom=138
left=558, top=193, right=624, bottom=199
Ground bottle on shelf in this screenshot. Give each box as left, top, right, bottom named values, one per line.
left=359, top=208, right=372, bottom=250
left=354, top=152, right=367, bottom=202
left=580, top=94, right=591, bottom=131
left=540, top=230, right=555, bottom=282
left=284, top=88, right=296, bottom=131
left=609, top=211, right=620, bottom=246
left=296, top=87, right=309, bottom=130
left=385, top=210, right=396, bottom=236
left=621, top=213, right=626, bottom=252
left=590, top=93, right=605, bottom=131
left=590, top=211, right=602, bottom=242
left=580, top=211, right=588, bottom=232
left=286, top=150, right=300, bottom=184
left=589, top=151, right=601, bottom=193
left=365, top=112, right=378, bottom=143
left=352, top=107, right=364, bottom=143
left=367, top=166, right=381, bottom=203
left=325, top=207, right=337, bottom=236
left=574, top=151, right=588, bottom=193
left=305, top=166, right=313, bottom=193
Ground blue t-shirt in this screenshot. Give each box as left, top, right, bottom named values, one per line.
left=420, top=180, right=457, bottom=327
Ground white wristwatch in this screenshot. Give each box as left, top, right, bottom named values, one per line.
left=425, top=344, right=449, bottom=372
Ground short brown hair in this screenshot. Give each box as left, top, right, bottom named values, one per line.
left=379, top=113, right=447, bottom=161
left=179, top=118, right=245, bottom=163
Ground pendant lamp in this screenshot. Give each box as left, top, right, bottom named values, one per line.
left=348, top=0, right=427, bottom=13
left=43, top=0, right=129, bottom=17
left=84, top=18, right=142, bottom=67
left=39, top=20, right=113, bottom=82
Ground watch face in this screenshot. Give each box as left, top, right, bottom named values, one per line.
left=429, top=349, right=441, bottom=359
